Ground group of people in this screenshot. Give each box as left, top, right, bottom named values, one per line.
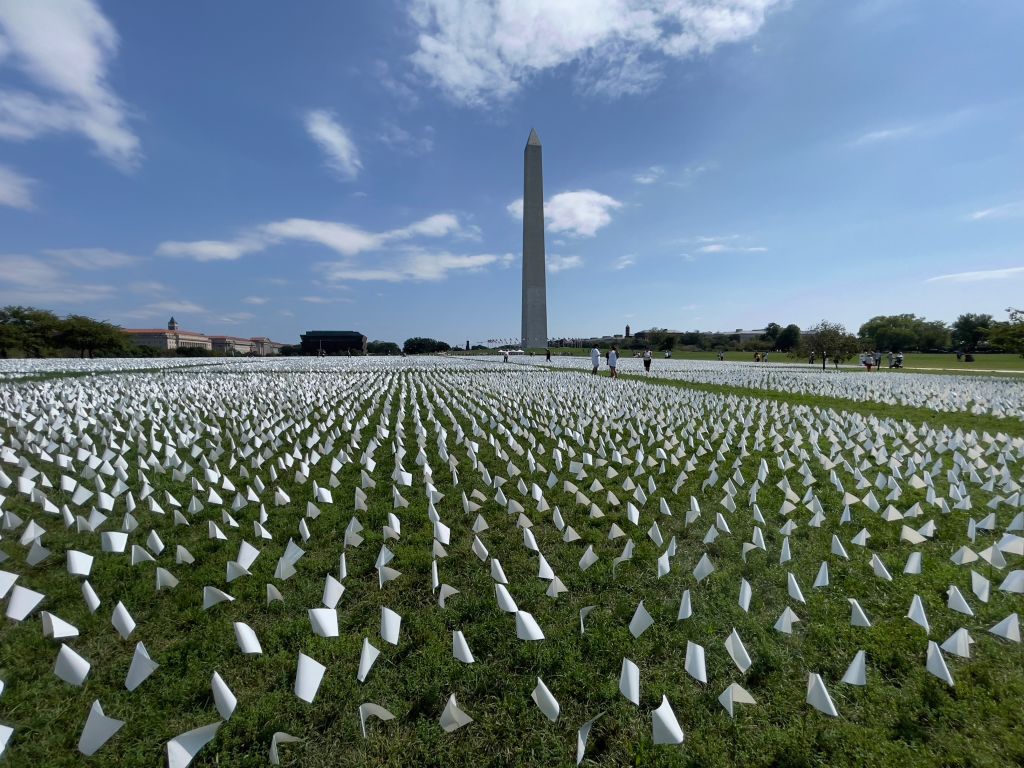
left=590, top=346, right=653, bottom=378
left=859, top=350, right=904, bottom=371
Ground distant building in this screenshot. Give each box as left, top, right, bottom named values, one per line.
left=715, top=328, right=768, bottom=342
left=208, top=335, right=255, bottom=355
left=122, top=317, right=212, bottom=351
left=122, top=317, right=283, bottom=354
left=625, top=324, right=631, bottom=338
left=249, top=337, right=284, bottom=356
left=300, top=330, right=367, bottom=355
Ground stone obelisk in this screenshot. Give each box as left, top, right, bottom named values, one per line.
left=521, top=128, right=548, bottom=350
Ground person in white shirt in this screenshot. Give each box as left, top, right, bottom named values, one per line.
left=643, top=348, right=652, bottom=375
left=590, top=346, right=600, bottom=374
left=608, top=346, right=619, bottom=378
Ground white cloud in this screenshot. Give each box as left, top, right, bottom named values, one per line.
left=698, top=243, right=767, bottom=253
left=0, top=0, right=140, bottom=169
left=547, top=191, right=622, bottom=236
left=305, top=110, right=361, bottom=180
left=507, top=190, right=622, bottom=237
left=129, top=280, right=167, bottom=294
left=384, top=212, right=461, bottom=240
left=407, top=0, right=784, bottom=105
left=373, top=60, right=420, bottom=108
left=968, top=201, right=1024, bottom=221
left=45, top=247, right=138, bottom=269
left=302, top=295, right=352, bottom=304
left=0, top=253, right=114, bottom=305
left=633, top=165, right=664, bottom=184
left=121, top=300, right=208, bottom=321
left=0, top=253, right=61, bottom=287
left=157, top=237, right=266, bottom=262
left=262, top=219, right=381, bottom=256
left=926, top=266, right=1024, bottom=284
left=666, top=163, right=713, bottom=188
left=850, top=126, right=916, bottom=146
left=243, top=296, right=269, bottom=305
left=378, top=120, right=434, bottom=154
left=548, top=254, right=583, bottom=273
left=613, top=254, right=635, bottom=269
left=0, top=164, right=33, bottom=209
left=216, top=311, right=255, bottom=324
left=161, top=212, right=470, bottom=262
left=324, top=249, right=514, bottom=283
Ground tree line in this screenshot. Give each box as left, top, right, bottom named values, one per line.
left=0, top=306, right=133, bottom=358
left=857, top=311, right=1023, bottom=354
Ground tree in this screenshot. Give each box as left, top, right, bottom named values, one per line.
left=0, top=306, right=59, bottom=357
left=56, top=315, right=128, bottom=358
left=367, top=340, right=401, bottom=355
left=799, top=320, right=859, bottom=370
left=776, top=324, right=801, bottom=352
left=951, top=313, right=992, bottom=352
left=858, top=314, right=951, bottom=352
left=986, top=308, right=1024, bottom=356
left=403, top=337, right=451, bottom=354
left=762, top=323, right=781, bottom=342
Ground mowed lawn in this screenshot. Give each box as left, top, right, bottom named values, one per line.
left=1, top=361, right=1022, bottom=768
left=545, top=348, right=1024, bottom=373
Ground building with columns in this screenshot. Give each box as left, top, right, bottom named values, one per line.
left=122, top=317, right=283, bottom=354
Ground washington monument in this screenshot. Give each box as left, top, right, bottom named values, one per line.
left=521, top=128, right=547, bottom=349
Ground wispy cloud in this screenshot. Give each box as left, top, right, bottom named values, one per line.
left=301, top=295, right=352, bottom=304
left=633, top=166, right=664, bottom=185
left=613, top=254, right=636, bottom=269
left=323, top=249, right=514, bottom=283
left=159, top=212, right=472, bottom=262
left=548, top=254, right=583, bottom=273
left=378, top=120, right=434, bottom=154
left=129, top=280, right=167, bottom=295
left=0, top=253, right=114, bottom=305
left=157, top=236, right=267, bottom=262
left=120, top=300, right=209, bottom=322
left=967, top=200, right=1024, bottom=221
left=849, top=125, right=916, bottom=146
left=926, top=266, right=1024, bottom=284
left=849, top=106, right=983, bottom=148
left=373, top=60, right=420, bottom=109
left=262, top=219, right=381, bottom=256
left=507, top=190, right=622, bottom=237
left=666, top=163, right=713, bottom=188
left=407, top=0, right=786, bottom=105
left=698, top=243, right=767, bottom=253
left=215, top=311, right=255, bottom=325
left=45, top=247, right=139, bottom=269
left=243, top=296, right=269, bottom=305
left=0, top=164, right=34, bottom=209
left=0, top=0, right=140, bottom=169
left=305, top=110, right=362, bottom=180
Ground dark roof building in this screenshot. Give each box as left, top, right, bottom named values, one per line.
left=300, top=330, right=367, bottom=355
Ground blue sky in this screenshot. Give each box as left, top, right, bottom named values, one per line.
left=1, top=0, right=1022, bottom=346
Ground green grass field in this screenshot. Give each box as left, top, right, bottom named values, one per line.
left=1, top=362, right=1022, bottom=767
left=543, top=348, right=1024, bottom=373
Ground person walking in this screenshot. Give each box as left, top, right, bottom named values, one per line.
left=887, top=351, right=894, bottom=369
left=590, top=346, right=600, bottom=374
left=608, top=346, right=619, bottom=378
left=545, top=348, right=551, bottom=362
left=503, top=349, right=508, bottom=363
left=873, top=350, right=882, bottom=371
left=643, top=348, right=652, bottom=375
